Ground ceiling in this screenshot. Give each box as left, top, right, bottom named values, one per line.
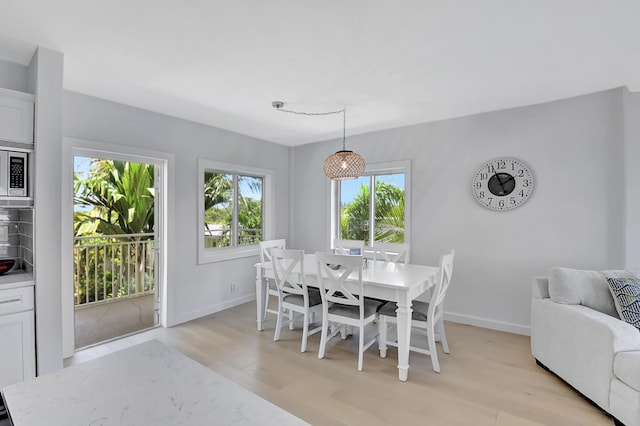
left=0, top=1, right=639, bottom=146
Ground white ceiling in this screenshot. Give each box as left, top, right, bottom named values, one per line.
left=0, top=1, right=639, bottom=146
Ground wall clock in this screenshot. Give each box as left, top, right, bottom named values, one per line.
left=472, top=158, right=534, bottom=211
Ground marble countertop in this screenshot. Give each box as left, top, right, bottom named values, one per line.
left=0, top=271, right=33, bottom=290
left=2, top=340, right=308, bottom=426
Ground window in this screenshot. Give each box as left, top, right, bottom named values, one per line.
left=332, top=161, right=410, bottom=247
left=198, top=159, right=273, bottom=263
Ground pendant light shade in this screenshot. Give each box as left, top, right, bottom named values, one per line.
left=323, top=150, right=365, bottom=180
left=272, top=101, right=366, bottom=180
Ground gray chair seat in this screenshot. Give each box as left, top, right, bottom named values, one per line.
left=378, top=300, right=429, bottom=322
left=283, top=288, right=322, bottom=307
left=329, top=299, right=384, bottom=319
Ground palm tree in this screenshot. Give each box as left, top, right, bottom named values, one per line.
left=203, top=173, right=263, bottom=246
left=341, top=180, right=405, bottom=243
left=74, top=160, right=155, bottom=294
left=203, top=172, right=232, bottom=246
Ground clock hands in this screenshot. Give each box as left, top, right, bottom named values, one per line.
left=493, top=169, right=507, bottom=195
left=489, top=165, right=517, bottom=196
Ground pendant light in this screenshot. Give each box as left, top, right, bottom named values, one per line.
left=272, top=101, right=365, bottom=180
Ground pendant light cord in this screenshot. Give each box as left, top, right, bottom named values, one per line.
left=272, top=102, right=346, bottom=150
left=342, top=108, right=346, bottom=150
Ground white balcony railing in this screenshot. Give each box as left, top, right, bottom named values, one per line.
left=203, top=226, right=262, bottom=248
left=73, top=233, right=155, bottom=307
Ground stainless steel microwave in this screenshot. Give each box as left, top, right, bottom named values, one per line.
left=0, top=151, right=28, bottom=197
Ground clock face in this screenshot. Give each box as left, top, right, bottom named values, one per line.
left=472, top=158, right=534, bottom=211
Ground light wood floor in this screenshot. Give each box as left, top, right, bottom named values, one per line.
left=67, top=301, right=614, bottom=426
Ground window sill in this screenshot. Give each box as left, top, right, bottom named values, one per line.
left=198, top=245, right=260, bottom=264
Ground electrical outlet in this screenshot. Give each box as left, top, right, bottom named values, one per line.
left=230, top=283, right=236, bottom=292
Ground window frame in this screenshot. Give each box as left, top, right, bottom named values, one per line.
left=330, top=160, right=411, bottom=250
left=198, top=158, right=274, bottom=263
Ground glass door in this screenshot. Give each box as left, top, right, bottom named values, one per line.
left=72, top=155, right=159, bottom=349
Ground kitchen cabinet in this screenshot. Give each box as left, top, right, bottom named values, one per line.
left=0, top=88, right=34, bottom=145
left=0, top=280, right=35, bottom=389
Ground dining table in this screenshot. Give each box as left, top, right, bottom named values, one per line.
left=254, top=253, right=439, bottom=381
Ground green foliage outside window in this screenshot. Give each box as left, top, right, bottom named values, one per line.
left=340, top=179, right=405, bottom=244
left=203, top=172, right=263, bottom=248
left=73, top=159, right=156, bottom=304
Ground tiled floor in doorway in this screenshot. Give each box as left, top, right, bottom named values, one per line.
left=74, top=294, right=155, bottom=349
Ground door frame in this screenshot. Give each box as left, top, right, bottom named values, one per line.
left=61, top=138, right=173, bottom=358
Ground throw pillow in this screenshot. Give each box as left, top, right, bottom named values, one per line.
left=606, top=277, right=640, bottom=332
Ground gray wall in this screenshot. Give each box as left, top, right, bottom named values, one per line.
left=292, top=89, right=626, bottom=333
left=0, top=59, right=28, bottom=92
left=62, top=91, right=291, bottom=327
left=624, top=88, right=640, bottom=268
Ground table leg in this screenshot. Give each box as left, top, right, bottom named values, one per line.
left=255, top=265, right=265, bottom=331
left=395, top=296, right=412, bottom=381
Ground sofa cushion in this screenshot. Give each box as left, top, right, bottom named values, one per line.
left=548, top=268, right=629, bottom=317
left=614, top=351, right=640, bottom=392
left=607, top=277, right=640, bottom=332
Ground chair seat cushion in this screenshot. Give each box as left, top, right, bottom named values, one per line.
left=328, top=299, right=384, bottom=319
left=378, top=300, right=430, bottom=322
left=283, top=288, right=322, bottom=307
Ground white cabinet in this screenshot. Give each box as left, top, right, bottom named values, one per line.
left=0, top=88, right=35, bottom=144
left=0, top=285, right=35, bottom=389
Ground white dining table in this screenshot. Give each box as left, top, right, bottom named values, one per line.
left=254, top=253, right=439, bottom=381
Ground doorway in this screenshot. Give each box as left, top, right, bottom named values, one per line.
left=72, top=155, right=162, bottom=349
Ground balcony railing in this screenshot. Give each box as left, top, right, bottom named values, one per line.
left=73, top=233, right=155, bottom=307
left=203, top=226, right=262, bottom=248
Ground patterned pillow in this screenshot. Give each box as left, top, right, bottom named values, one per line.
left=607, top=277, right=640, bottom=332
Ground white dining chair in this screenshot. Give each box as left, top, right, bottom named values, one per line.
left=377, top=249, right=455, bottom=373
left=259, top=239, right=287, bottom=324
left=334, top=239, right=365, bottom=256
left=316, top=252, right=384, bottom=371
left=373, top=242, right=410, bottom=264
left=271, top=248, right=322, bottom=353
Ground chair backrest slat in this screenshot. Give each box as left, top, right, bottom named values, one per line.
left=333, top=239, right=365, bottom=256
left=429, top=250, right=455, bottom=314
left=316, top=252, right=363, bottom=308
left=260, top=239, right=286, bottom=263
left=271, top=248, right=306, bottom=297
left=373, top=242, right=410, bottom=264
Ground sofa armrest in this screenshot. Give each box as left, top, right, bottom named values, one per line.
left=532, top=276, right=549, bottom=299
left=614, top=351, right=640, bottom=392
left=531, top=297, right=640, bottom=410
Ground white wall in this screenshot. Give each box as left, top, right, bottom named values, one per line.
left=292, top=89, right=626, bottom=334
left=62, top=91, right=291, bottom=327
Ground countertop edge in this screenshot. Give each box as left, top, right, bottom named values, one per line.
left=0, top=272, right=34, bottom=289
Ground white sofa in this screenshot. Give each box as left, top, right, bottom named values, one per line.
left=531, top=268, right=640, bottom=426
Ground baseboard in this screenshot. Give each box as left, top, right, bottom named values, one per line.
left=444, top=311, right=530, bottom=336
left=170, top=299, right=532, bottom=335
left=169, top=294, right=255, bottom=326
